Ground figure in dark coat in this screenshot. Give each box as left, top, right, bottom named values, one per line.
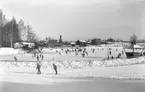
left=41, top=55, right=44, bottom=60
left=14, top=56, right=18, bottom=62
left=37, top=55, right=39, bottom=61
left=53, top=63, right=58, bottom=74
left=36, top=62, right=41, bottom=74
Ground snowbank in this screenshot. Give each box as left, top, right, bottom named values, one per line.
left=0, top=57, right=145, bottom=69
left=0, top=57, right=145, bottom=80
left=0, top=48, right=24, bottom=55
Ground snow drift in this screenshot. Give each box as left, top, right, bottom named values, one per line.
left=0, top=48, right=24, bottom=55
left=0, top=57, right=145, bottom=69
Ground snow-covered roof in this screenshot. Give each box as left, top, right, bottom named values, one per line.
left=134, top=45, right=143, bottom=48
left=79, top=40, right=86, bottom=43
left=21, top=42, right=35, bottom=45
left=70, top=42, right=76, bottom=44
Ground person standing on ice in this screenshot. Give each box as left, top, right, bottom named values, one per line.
left=59, top=52, right=61, bottom=55
left=85, top=51, right=88, bottom=56
left=92, top=49, right=95, bottom=53
left=82, top=52, right=85, bottom=57
left=40, top=53, right=42, bottom=58
left=82, top=50, right=86, bottom=57
left=36, top=61, right=41, bottom=74
left=33, top=51, right=36, bottom=57
left=53, top=63, right=58, bottom=74
left=14, top=56, right=18, bottom=62
left=41, top=54, right=44, bottom=61
left=76, top=52, right=78, bottom=56
left=37, top=55, right=39, bottom=61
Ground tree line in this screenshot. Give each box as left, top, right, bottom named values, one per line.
left=0, top=9, right=38, bottom=47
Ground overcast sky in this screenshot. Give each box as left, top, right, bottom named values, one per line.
left=0, top=0, right=145, bottom=41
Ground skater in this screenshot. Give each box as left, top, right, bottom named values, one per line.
left=41, top=55, right=44, bottom=60
left=82, top=52, right=85, bottom=57
left=14, top=56, right=18, bottom=62
left=56, top=50, right=58, bottom=53
left=37, top=55, right=39, bottom=61
left=76, top=52, right=78, bottom=56
left=107, top=56, right=109, bottom=60
left=117, top=53, right=120, bottom=58
left=93, top=49, right=95, bottom=53
left=53, top=63, right=58, bottom=74
left=85, top=51, right=88, bottom=56
left=111, top=56, right=114, bottom=59
left=34, top=52, right=36, bottom=57
left=36, top=61, right=41, bottom=74
left=65, top=50, right=68, bottom=54
left=117, top=53, right=121, bottom=58
left=40, top=53, right=42, bottom=58
left=59, top=52, right=61, bottom=55
left=110, top=51, right=111, bottom=55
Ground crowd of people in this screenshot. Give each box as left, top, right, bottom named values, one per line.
left=36, top=61, right=58, bottom=75
left=12, top=46, right=125, bottom=75
left=55, top=47, right=126, bottom=60
left=34, top=47, right=90, bottom=75
left=13, top=48, right=58, bottom=75
left=34, top=51, right=58, bottom=75
left=56, top=47, right=89, bottom=58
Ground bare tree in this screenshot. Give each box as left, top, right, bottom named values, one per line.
left=0, top=9, right=7, bottom=27
left=9, top=17, right=20, bottom=47
left=0, top=9, right=6, bottom=47
left=26, top=24, right=39, bottom=42
left=18, top=19, right=27, bottom=41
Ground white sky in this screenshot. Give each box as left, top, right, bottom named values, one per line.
left=0, top=0, right=118, bottom=5
left=0, top=0, right=145, bottom=41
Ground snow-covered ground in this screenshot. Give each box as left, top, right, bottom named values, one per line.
left=0, top=48, right=25, bottom=55
left=0, top=47, right=145, bottom=84
left=0, top=57, right=145, bottom=84
left=0, top=47, right=104, bottom=61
